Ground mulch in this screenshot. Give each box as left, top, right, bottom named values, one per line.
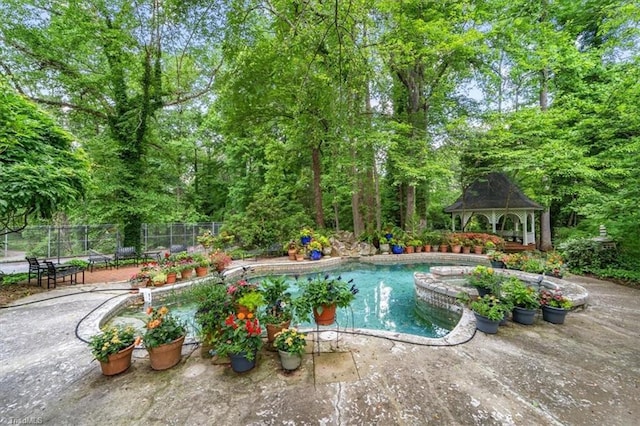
left=0, top=265, right=140, bottom=307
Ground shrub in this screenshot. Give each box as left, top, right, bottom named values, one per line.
left=558, top=238, right=619, bottom=273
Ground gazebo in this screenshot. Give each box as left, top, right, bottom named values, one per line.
left=444, top=173, right=543, bottom=246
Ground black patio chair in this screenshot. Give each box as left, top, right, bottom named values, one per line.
left=26, top=256, right=47, bottom=286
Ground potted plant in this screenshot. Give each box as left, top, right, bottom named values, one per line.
left=316, top=235, right=332, bottom=256
left=189, top=280, right=232, bottom=358
left=236, top=291, right=266, bottom=313
left=467, top=265, right=503, bottom=297
left=487, top=249, right=506, bottom=268
left=172, top=251, right=195, bottom=279
left=89, top=325, right=140, bottom=376
left=407, top=239, right=422, bottom=253
left=389, top=238, right=405, bottom=255
left=216, top=312, right=263, bottom=372
left=293, top=275, right=358, bottom=325
left=273, top=328, right=307, bottom=371
left=501, top=277, right=540, bottom=325
left=539, top=288, right=572, bottom=324
left=209, top=250, right=232, bottom=272
left=470, top=295, right=509, bottom=334
left=286, top=240, right=298, bottom=260
left=143, top=306, right=187, bottom=370
left=150, top=271, right=167, bottom=287
left=259, top=276, right=293, bottom=344
left=308, top=240, right=323, bottom=260
left=299, top=227, right=314, bottom=246
left=191, top=253, right=210, bottom=277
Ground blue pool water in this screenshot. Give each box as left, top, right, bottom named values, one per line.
left=113, top=262, right=460, bottom=339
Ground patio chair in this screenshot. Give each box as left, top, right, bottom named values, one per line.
left=26, top=256, right=47, bottom=286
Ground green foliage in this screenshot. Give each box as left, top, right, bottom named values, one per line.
left=0, top=81, right=89, bottom=234
left=189, top=280, right=232, bottom=342
left=293, top=275, right=358, bottom=323
left=558, top=238, right=619, bottom=273
left=89, top=325, right=137, bottom=363
left=273, top=328, right=307, bottom=355
left=143, top=306, right=186, bottom=348
left=259, top=276, right=292, bottom=324
left=1, top=273, right=29, bottom=286
left=215, top=313, right=263, bottom=360
left=236, top=292, right=266, bottom=312
left=467, top=266, right=503, bottom=292
left=501, top=277, right=540, bottom=310
left=471, top=295, right=510, bottom=322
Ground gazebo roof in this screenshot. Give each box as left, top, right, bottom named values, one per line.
left=444, top=172, right=543, bottom=213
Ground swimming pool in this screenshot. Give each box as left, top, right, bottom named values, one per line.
left=110, top=262, right=461, bottom=339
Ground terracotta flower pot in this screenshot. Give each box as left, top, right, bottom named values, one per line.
left=195, top=266, right=208, bottom=277
left=313, top=304, right=337, bottom=326
left=180, top=268, right=193, bottom=280
left=266, top=321, right=291, bottom=344
left=166, top=273, right=177, bottom=284
left=99, top=344, right=135, bottom=376
left=147, top=335, right=185, bottom=370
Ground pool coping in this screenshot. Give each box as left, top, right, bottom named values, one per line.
left=76, top=254, right=588, bottom=347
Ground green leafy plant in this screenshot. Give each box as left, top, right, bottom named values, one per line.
left=143, top=306, right=187, bottom=348
left=259, top=276, right=293, bottom=324
left=89, top=325, right=139, bottom=362
left=236, top=291, right=266, bottom=311
left=470, top=295, right=510, bottom=321
left=190, top=280, right=233, bottom=344
left=150, top=272, right=167, bottom=285
left=299, top=227, right=314, bottom=239
left=501, top=277, right=540, bottom=310
left=293, top=275, right=358, bottom=323
left=191, top=253, right=210, bottom=268
left=273, top=328, right=307, bottom=355
left=467, top=265, right=503, bottom=291
left=308, top=240, right=322, bottom=251
left=215, top=312, right=263, bottom=360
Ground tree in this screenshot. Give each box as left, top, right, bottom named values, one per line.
left=0, top=80, right=89, bottom=236
left=0, top=0, right=225, bottom=248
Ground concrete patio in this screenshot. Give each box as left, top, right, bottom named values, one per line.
left=0, top=261, right=638, bottom=425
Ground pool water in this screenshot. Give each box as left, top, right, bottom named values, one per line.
left=111, top=262, right=461, bottom=339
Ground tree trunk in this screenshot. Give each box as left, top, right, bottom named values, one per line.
left=311, top=145, right=325, bottom=228
left=405, top=185, right=416, bottom=232
left=540, top=208, right=553, bottom=251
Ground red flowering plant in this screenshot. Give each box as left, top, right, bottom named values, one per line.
left=539, top=288, right=572, bottom=310
left=215, top=312, right=263, bottom=360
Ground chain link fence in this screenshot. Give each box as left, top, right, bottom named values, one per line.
left=1, top=222, right=223, bottom=262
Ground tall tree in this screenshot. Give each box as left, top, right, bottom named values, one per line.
left=0, top=0, right=225, bottom=248
left=0, top=80, right=89, bottom=236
